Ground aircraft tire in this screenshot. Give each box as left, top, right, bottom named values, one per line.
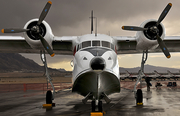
left=46, top=90, right=52, bottom=104
left=91, top=100, right=96, bottom=112
left=98, top=101, right=103, bottom=112
left=136, top=89, right=143, bottom=104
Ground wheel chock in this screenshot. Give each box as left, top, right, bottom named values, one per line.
left=137, top=102, right=143, bottom=106
left=91, top=112, right=103, bottom=116
left=52, top=103, right=55, bottom=107
left=43, top=104, right=52, bottom=108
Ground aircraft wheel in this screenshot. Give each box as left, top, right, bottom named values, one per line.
left=136, top=89, right=143, bottom=104
left=98, top=101, right=103, bottom=112
left=91, top=100, right=96, bottom=112
left=46, top=90, right=52, bottom=104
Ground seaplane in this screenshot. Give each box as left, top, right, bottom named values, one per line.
left=1, top=1, right=180, bottom=113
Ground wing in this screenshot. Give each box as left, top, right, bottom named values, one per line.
left=0, top=36, right=76, bottom=55
left=113, top=36, right=180, bottom=54
left=0, top=36, right=33, bottom=53
left=163, top=36, right=180, bottom=52
left=53, top=36, right=77, bottom=55
left=113, top=36, right=138, bottom=54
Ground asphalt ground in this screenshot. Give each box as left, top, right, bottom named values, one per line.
left=1, top=81, right=180, bottom=116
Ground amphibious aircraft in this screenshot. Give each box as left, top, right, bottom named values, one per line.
left=1, top=1, right=180, bottom=112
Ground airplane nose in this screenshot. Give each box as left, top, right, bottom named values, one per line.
left=90, top=57, right=105, bottom=70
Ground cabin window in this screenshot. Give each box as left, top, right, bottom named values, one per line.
left=92, top=41, right=100, bottom=46
left=79, top=44, right=82, bottom=49
left=102, top=41, right=110, bottom=48
left=82, top=41, right=91, bottom=48
left=77, top=45, right=79, bottom=51
left=111, top=43, right=114, bottom=50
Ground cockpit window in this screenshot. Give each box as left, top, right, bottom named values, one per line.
left=92, top=41, right=100, bottom=46
left=102, top=41, right=110, bottom=48
left=82, top=41, right=91, bottom=48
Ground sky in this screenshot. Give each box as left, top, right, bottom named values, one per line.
left=1, top=0, right=180, bottom=71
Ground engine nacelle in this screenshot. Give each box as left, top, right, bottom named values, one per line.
left=136, top=19, right=165, bottom=50
left=23, top=19, right=54, bottom=49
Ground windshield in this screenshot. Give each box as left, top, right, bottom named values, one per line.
left=92, top=41, right=100, bottom=46
left=82, top=41, right=91, bottom=48
left=102, top=41, right=110, bottom=48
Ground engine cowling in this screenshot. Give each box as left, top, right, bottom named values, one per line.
left=23, top=19, right=54, bottom=50
left=136, top=19, right=165, bottom=50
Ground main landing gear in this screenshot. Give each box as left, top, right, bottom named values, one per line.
left=134, top=50, right=148, bottom=106
left=46, top=90, right=52, bottom=104
left=41, top=50, right=55, bottom=108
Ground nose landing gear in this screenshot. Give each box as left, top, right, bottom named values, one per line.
left=91, top=100, right=103, bottom=116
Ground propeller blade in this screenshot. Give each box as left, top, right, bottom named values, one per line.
left=38, top=34, right=55, bottom=57
left=157, top=3, right=172, bottom=26
left=1, top=28, right=29, bottom=33
left=122, top=26, right=148, bottom=31
left=37, top=1, right=52, bottom=25
left=156, top=35, right=171, bottom=58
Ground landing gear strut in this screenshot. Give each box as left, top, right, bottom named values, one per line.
left=134, top=50, right=148, bottom=105
left=91, top=100, right=103, bottom=112
left=40, top=50, right=55, bottom=106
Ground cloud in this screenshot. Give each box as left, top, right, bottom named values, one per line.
left=21, top=54, right=73, bottom=70
left=1, top=0, right=180, bottom=70
left=0, top=0, right=179, bottom=36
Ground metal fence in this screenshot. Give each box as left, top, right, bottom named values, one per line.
left=0, top=83, right=72, bottom=93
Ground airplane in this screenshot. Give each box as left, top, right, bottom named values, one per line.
left=154, top=70, right=171, bottom=80
left=124, top=70, right=142, bottom=81
left=120, top=71, right=131, bottom=80
left=141, top=71, right=157, bottom=80
left=0, top=1, right=179, bottom=112
left=167, top=70, right=180, bottom=80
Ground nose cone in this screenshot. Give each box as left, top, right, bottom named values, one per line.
left=91, top=57, right=105, bottom=70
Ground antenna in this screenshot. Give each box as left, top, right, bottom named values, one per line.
left=95, top=17, right=97, bottom=36
left=90, top=10, right=94, bottom=34
left=89, top=10, right=97, bottom=36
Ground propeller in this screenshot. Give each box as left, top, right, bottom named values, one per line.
left=122, top=26, right=148, bottom=31
left=122, top=3, right=172, bottom=58
left=1, top=1, right=55, bottom=57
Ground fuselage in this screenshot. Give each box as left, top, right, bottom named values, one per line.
left=71, top=34, right=120, bottom=100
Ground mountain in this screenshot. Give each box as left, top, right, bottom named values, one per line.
left=119, top=64, right=180, bottom=73
left=0, top=53, right=179, bottom=74
left=0, top=53, right=43, bottom=72
left=57, top=68, right=66, bottom=72
left=0, top=53, right=62, bottom=73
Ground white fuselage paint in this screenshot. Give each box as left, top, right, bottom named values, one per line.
left=71, top=34, right=120, bottom=98
left=72, top=34, right=120, bottom=82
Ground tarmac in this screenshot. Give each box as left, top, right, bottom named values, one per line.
left=1, top=81, right=180, bottom=116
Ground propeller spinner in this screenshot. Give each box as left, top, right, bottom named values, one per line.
left=1, top=1, right=55, bottom=57
left=122, top=3, right=172, bottom=58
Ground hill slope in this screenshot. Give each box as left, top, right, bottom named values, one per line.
left=0, top=53, right=179, bottom=74
left=119, top=64, right=180, bottom=73
left=0, top=53, right=44, bottom=72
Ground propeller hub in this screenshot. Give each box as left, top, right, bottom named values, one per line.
left=150, top=26, right=159, bottom=34
left=31, top=26, right=40, bottom=33
left=26, top=21, right=46, bottom=40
